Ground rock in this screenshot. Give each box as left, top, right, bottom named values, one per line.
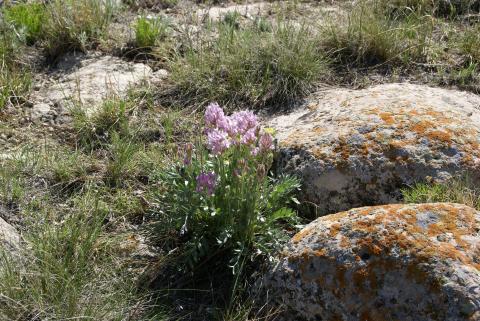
left=152, top=69, right=169, bottom=81
left=30, top=53, right=153, bottom=121
left=268, top=83, right=480, bottom=215
left=264, top=203, right=480, bottom=321
left=197, top=3, right=268, bottom=21
left=0, top=217, right=20, bottom=254
left=31, top=102, right=52, bottom=120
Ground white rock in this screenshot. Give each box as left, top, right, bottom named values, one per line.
left=197, top=2, right=268, bottom=21
left=31, top=54, right=153, bottom=119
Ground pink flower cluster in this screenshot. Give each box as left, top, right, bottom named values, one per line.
left=204, top=103, right=274, bottom=155
left=196, top=172, right=217, bottom=195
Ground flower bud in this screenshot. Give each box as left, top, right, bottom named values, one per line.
left=183, top=143, right=193, bottom=165
left=256, top=164, right=266, bottom=180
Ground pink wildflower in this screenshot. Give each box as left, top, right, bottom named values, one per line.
left=196, top=172, right=217, bottom=195
left=230, top=110, right=258, bottom=135
left=205, top=102, right=226, bottom=128
left=241, top=128, right=257, bottom=145
left=207, top=129, right=231, bottom=155
left=250, top=147, right=260, bottom=156
left=259, top=133, right=274, bottom=152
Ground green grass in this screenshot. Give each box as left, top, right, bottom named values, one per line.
left=0, top=65, right=31, bottom=110
left=134, top=15, right=170, bottom=49
left=402, top=177, right=480, bottom=210
left=105, top=133, right=141, bottom=187
left=1, top=0, right=116, bottom=62
left=0, top=141, right=164, bottom=320
left=44, top=149, right=96, bottom=195
left=42, top=0, right=116, bottom=61
left=384, top=0, right=479, bottom=17
left=72, top=98, right=132, bottom=150
left=166, top=20, right=330, bottom=109
left=322, top=0, right=434, bottom=66
left=0, top=0, right=115, bottom=110
left=0, top=186, right=144, bottom=320
left=223, top=11, right=241, bottom=28
left=0, top=19, right=31, bottom=109
left=317, top=0, right=480, bottom=92
left=460, top=25, right=480, bottom=63
left=3, top=2, right=46, bottom=45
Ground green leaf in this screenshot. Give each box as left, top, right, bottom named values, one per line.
left=291, top=197, right=300, bottom=205
left=270, top=207, right=295, bottom=221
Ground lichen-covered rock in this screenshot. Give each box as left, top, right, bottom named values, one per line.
left=268, top=83, right=480, bottom=215
left=265, top=203, right=480, bottom=321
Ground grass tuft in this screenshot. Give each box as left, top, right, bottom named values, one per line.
left=71, top=98, right=132, bottom=150
left=402, top=176, right=480, bottom=210
left=322, top=0, right=434, bottom=66
left=3, top=2, right=46, bottom=45
left=42, top=0, right=116, bottom=61
left=0, top=187, right=140, bottom=320
left=105, top=133, right=141, bottom=187
left=0, top=20, right=31, bottom=109
left=134, top=15, right=170, bottom=49
left=166, top=21, right=329, bottom=110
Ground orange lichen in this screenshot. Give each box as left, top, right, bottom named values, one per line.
left=378, top=112, right=395, bottom=125
left=340, top=236, right=351, bottom=248
left=279, top=102, right=480, bottom=175
left=329, top=223, right=341, bottom=237
left=334, top=266, right=347, bottom=296
left=292, top=225, right=314, bottom=243
left=427, top=130, right=453, bottom=144
left=333, top=137, right=351, bottom=161
left=410, top=120, right=431, bottom=135
left=296, top=204, right=480, bottom=300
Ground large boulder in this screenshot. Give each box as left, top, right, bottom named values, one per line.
left=264, top=203, right=480, bottom=321
left=268, top=83, right=480, bottom=215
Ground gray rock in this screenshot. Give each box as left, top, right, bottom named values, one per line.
left=264, top=203, right=480, bottom=321
left=268, top=83, right=480, bottom=215
left=30, top=53, right=154, bottom=120
left=196, top=3, right=268, bottom=21
left=0, top=217, right=20, bottom=254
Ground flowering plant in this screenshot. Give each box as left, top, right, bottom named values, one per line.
left=155, top=103, right=300, bottom=275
